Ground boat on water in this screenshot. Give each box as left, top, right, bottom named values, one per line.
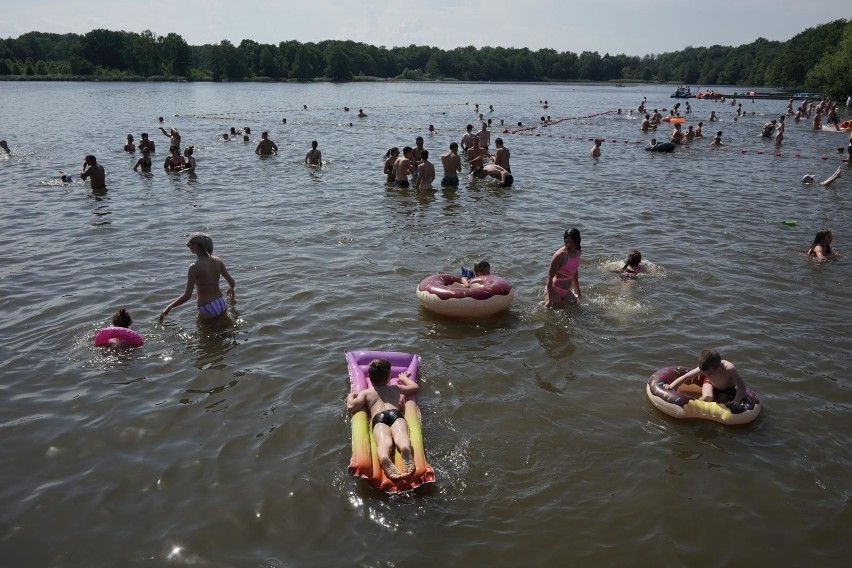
left=671, top=86, right=695, bottom=98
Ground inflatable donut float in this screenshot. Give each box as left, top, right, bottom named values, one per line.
left=416, top=274, right=514, bottom=317
left=646, top=367, right=761, bottom=425
left=94, top=326, right=144, bottom=348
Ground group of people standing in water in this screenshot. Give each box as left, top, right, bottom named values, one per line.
left=384, top=119, right=513, bottom=189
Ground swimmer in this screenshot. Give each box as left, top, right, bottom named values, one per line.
left=0, top=140, right=9, bottom=154
left=133, top=149, right=152, bottom=171
left=544, top=228, right=582, bottom=307
left=490, top=138, right=510, bottom=172
left=346, top=358, right=418, bottom=480
left=709, top=111, right=718, bottom=122
left=476, top=122, right=491, bottom=150
left=440, top=142, right=462, bottom=187
left=158, top=126, right=180, bottom=148
left=647, top=138, right=658, bottom=150
left=428, top=124, right=435, bottom=135
left=620, top=249, right=643, bottom=277
left=164, top=145, right=185, bottom=171
left=415, top=150, right=435, bottom=189
left=124, top=134, right=135, bottom=152
left=255, top=131, right=278, bottom=155
left=304, top=140, right=322, bottom=165
left=181, top=146, right=196, bottom=174
left=80, top=155, right=106, bottom=189
left=710, top=131, right=724, bottom=147
left=58, top=170, right=74, bottom=183
left=394, top=146, right=414, bottom=188
left=590, top=138, right=602, bottom=157
left=160, top=232, right=236, bottom=321
left=663, top=349, right=748, bottom=405
left=103, top=308, right=135, bottom=348
left=461, top=123, right=474, bottom=153
left=139, top=133, right=155, bottom=153
left=472, top=163, right=513, bottom=187
left=806, top=229, right=834, bottom=260
left=357, top=108, right=367, bottom=118
left=466, top=136, right=488, bottom=168
left=384, top=147, right=399, bottom=184
left=694, top=121, right=704, bottom=138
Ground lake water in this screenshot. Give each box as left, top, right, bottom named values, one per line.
left=0, top=81, right=850, bottom=567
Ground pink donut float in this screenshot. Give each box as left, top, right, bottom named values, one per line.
left=416, top=274, right=514, bottom=317
left=93, top=326, right=144, bottom=348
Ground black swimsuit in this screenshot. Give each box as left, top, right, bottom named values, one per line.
left=371, top=408, right=403, bottom=429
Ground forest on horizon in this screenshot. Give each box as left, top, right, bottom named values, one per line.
left=1, top=19, right=850, bottom=98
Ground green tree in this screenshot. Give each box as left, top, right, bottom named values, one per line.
left=807, top=20, right=852, bottom=98
left=325, top=45, right=352, bottom=81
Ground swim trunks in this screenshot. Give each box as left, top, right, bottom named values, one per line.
left=198, top=296, right=227, bottom=317
left=503, top=174, right=514, bottom=187
left=441, top=176, right=459, bottom=186
left=394, top=180, right=410, bottom=188
left=372, top=408, right=404, bottom=429
left=698, top=377, right=737, bottom=401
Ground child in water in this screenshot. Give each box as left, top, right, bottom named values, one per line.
left=807, top=229, right=834, bottom=260
left=620, top=249, right=643, bottom=277
left=461, top=260, right=491, bottom=285
left=160, top=232, right=236, bottom=321
left=544, top=228, right=582, bottom=307
left=664, top=349, right=748, bottom=405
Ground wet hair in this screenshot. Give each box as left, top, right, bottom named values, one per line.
left=623, top=249, right=642, bottom=270
left=141, top=132, right=149, bottom=138
left=420, top=150, right=428, bottom=160
left=127, top=134, right=134, bottom=141
left=810, top=229, right=833, bottom=255
left=223, top=134, right=229, bottom=140
left=402, top=146, right=413, bottom=156
left=495, top=138, right=503, bottom=146
left=385, top=147, right=399, bottom=159
left=187, top=232, right=213, bottom=255
left=698, top=349, right=722, bottom=372
left=473, top=260, right=491, bottom=275
left=563, top=228, right=581, bottom=251
left=416, top=136, right=424, bottom=143
left=261, top=131, right=269, bottom=138
left=449, top=142, right=458, bottom=149
left=466, top=124, right=473, bottom=130
left=311, top=140, right=318, bottom=148
left=184, top=145, right=194, bottom=155
left=367, top=358, right=392, bottom=384
left=698, top=121, right=703, bottom=127
left=230, top=127, right=237, bottom=135
left=244, top=127, right=251, bottom=134
left=85, top=154, right=97, bottom=163
left=112, top=308, right=132, bottom=328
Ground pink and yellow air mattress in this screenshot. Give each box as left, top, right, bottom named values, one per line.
left=345, top=350, right=435, bottom=493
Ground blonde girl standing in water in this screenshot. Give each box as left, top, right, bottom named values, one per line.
left=160, top=232, right=235, bottom=320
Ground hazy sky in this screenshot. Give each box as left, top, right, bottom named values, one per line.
left=0, top=1, right=845, bottom=56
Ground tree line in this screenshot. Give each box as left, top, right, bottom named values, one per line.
left=1, top=19, right=849, bottom=97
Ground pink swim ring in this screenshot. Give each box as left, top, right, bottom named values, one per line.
left=94, top=326, right=144, bottom=348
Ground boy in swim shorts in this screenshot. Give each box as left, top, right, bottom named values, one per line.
left=346, top=358, right=419, bottom=480
left=663, top=349, right=748, bottom=405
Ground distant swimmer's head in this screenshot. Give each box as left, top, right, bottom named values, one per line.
left=802, top=174, right=815, bottom=183
left=141, top=133, right=149, bottom=139
left=61, top=173, right=74, bottom=183
left=158, top=116, right=164, bottom=122
left=187, top=232, right=213, bottom=255
left=367, top=358, right=392, bottom=385
left=127, top=134, right=134, bottom=141
left=625, top=249, right=642, bottom=268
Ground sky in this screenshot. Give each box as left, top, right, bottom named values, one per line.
left=0, top=0, right=846, bottom=56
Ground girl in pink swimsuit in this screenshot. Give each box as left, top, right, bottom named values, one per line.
left=544, top=228, right=582, bottom=307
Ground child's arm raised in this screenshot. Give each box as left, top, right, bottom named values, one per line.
left=396, top=372, right=420, bottom=395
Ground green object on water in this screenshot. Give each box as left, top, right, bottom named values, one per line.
left=782, top=219, right=797, bottom=226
